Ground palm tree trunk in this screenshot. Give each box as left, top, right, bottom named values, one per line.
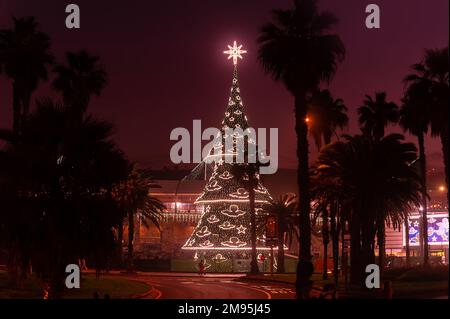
left=440, top=127, right=449, bottom=215
left=20, top=90, right=32, bottom=135
left=350, top=211, right=362, bottom=285
left=417, top=133, right=429, bottom=265
left=322, top=210, right=329, bottom=280
left=118, top=219, right=124, bottom=266
left=22, top=89, right=31, bottom=116
left=405, top=218, right=410, bottom=267
left=341, top=219, right=349, bottom=289
left=249, top=181, right=259, bottom=274
left=377, top=219, right=385, bottom=281
left=127, top=212, right=134, bottom=272
left=12, top=82, right=21, bottom=137
left=322, top=241, right=328, bottom=280
left=360, top=204, right=376, bottom=269
left=360, top=223, right=373, bottom=287
left=361, top=214, right=376, bottom=270
left=294, top=92, right=313, bottom=298
left=277, top=222, right=285, bottom=273
left=330, top=205, right=340, bottom=287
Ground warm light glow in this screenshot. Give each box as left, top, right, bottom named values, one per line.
left=182, top=246, right=287, bottom=251
left=439, top=185, right=446, bottom=192
left=224, top=41, right=247, bottom=65
left=305, top=117, right=310, bottom=123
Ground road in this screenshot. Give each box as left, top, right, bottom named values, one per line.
left=102, top=272, right=449, bottom=299
left=120, top=273, right=295, bottom=299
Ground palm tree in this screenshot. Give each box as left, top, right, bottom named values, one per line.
left=307, top=89, right=348, bottom=149
left=264, top=194, right=298, bottom=273
left=52, top=50, right=107, bottom=120
left=311, top=173, right=348, bottom=284
left=358, top=92, right=399, bottom=141
left=0, top=17, right=53, bottom=136
left=112, top=167, right=165, bottom=272
left=0, top=35, right=4, bottom=78
left=0, top=40, right=3, bottom=121
left=257, top=0, right=345, bottom=296
left=307, top=89, right=348, bottom=280
left=358, top=91, right=399, bottom=272
left=404, top=47, right=449, bottom=209
left=0, top=98, right=129, bottom=296
left=400, top=81, right=431, bottom=265
left=312, top=134, right=423, bottom=285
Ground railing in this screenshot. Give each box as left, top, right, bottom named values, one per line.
left=161, top=211, right=202, bottom=223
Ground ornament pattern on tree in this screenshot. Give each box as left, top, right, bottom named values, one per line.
left=213, top=254, right=228, bottom=263
left=220, top=204, right=246, bottom=218
left=236, top=225, right=247, bottom=234
left=207, top=215, right=220, bottom=223
left=229, top=188, right=249, bottom=199
left=199, top=240, right=214, bottom=248
left=196, top=226, right=212, bottom=238
left=218, top=171, right=233, bottom=180
left=221, top=237, right=247, bottom=248
left=218, top=221, right=236, bottom=230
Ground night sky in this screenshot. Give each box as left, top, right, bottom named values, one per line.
left=0, top=0, right=448, bottom=171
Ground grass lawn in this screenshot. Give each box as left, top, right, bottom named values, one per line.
left=0, top=271, right=149, bottom=299
left=170, top=256, right=298, bottom=273
left=171, top=258, right=198, bottom=272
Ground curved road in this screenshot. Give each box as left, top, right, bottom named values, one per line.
left=121, top=273, right=295, bottom=299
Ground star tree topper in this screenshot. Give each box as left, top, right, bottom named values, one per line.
left=224, top=41, right=247, bottom=65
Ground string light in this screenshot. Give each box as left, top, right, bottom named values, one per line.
left=182, top=43, right=273, bottom=271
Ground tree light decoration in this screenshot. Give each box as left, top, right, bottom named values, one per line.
left=224, top=41, right=247, bottom=65
left=182, top=42, right=273, bottom=272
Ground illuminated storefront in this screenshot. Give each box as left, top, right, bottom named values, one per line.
left=386, top=210, right=449, bottom=264
left=405, top=213, right=449, bottom=247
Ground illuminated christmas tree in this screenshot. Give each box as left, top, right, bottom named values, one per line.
left=182, top=42, right=273, bottom=271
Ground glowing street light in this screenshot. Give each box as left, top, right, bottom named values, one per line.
left=439, top=185, right=446, bottom=192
